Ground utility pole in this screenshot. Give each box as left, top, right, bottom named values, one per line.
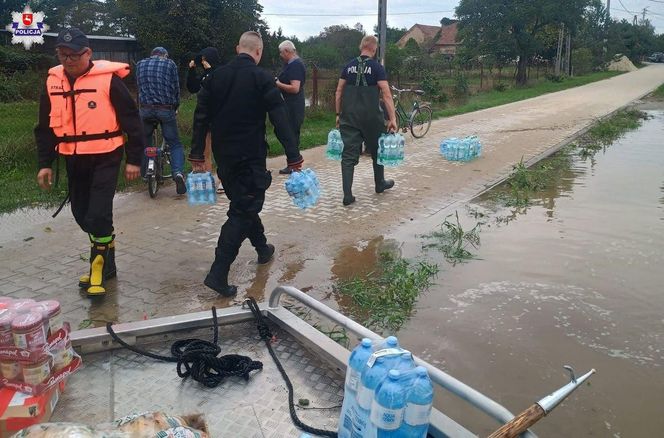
left=566, top=32, right=572, bottom=76
left=606, top=0, right=610, bottom=15
left=555, top=23, right=564, bottom=75
left=641, top=7, right=649, bottom=24
left=377, top=0, right=387, bottom=66
left=633, top=15, right=638, bottom=25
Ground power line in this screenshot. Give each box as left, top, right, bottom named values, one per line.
left=262, top=10, right=454, bottom=17
left=617, top=0, right=636, bottom=14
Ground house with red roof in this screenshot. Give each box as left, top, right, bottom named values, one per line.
left=396, top=22, right=461, bottom=56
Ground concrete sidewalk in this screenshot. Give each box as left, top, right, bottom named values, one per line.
left=1, top=65, right=663, bottom=328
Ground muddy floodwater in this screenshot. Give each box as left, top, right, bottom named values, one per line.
left=363, top=109, right=664, bottom=437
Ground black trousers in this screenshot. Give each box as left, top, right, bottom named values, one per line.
left=210, top=157, right=272, bottom=276
left=65, top=148, right=123, bottom=238
left=285, top=98, right=305, bottom=147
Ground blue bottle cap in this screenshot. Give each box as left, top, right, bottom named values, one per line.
left=389, top=369, right=401, bottom=379
left=416, top=366, right=428, bottom=377
left=385, top=336, right=398, bottom=347
left=361, top=338, right=373, bottom=347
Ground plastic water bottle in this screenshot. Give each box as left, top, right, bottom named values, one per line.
left=371, top=370, right=408, bottom=437
left=205, top=173, right=217, bottom=204
left=388, top=134, right=397, bottom=166
left=395, top=352, right=415, bottom=372
left=187, top=172, right=200, bottom=206
left=326, top=129, right=343, bottom=160
left=378, top=336, right=399, bottom=350
left=378, top=134, right=387, bottom=166
left=339, top=339, right=374, bottom=438
left=355, top=356, right=391, bottom=437
left=186, top=173, right=195, bottom=201
left=401, top=367, right=434, bottom=438
left=396, top=134, right=405, bottom=164
left=285, top=169, right=320, bottom=209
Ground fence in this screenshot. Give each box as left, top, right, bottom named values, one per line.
left=305, top=60, right=558, bottom=109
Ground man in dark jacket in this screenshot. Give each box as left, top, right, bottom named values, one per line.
left=275, top=40, right=306, bottom=175
left=187, top=47, right=222, bottom=181
left=188, top=31, right=304, bottom=297
left=186, top=46, right=221, bottom=93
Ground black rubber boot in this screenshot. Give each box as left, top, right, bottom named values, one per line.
left=204, top=259, right=238, bottom=297
left=257, top=244, right=275, bottom=265
left=342, top=164, right=356, bottom=206
left=79, top=235, right=116, bottom=288
left=373, top=162, right=394, bottom=193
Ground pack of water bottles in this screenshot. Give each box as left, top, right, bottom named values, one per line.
left=440, top=136, right=482, bottom=162
left=338, top=336, right=434, bottom=438
left=185, top=172, right=217, bottom=206
left=284, top=168, right=321, bottom=210
left=326, top=128, right=344, bottom=161
left=377, top=133, right=406, bottom=167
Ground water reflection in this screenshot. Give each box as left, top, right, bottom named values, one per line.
left=330, top=236, right=403, bottom=315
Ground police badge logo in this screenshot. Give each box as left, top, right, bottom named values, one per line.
left=5, top=5, right=49, bottom=50
left=88, top=101, right=97, bottom=109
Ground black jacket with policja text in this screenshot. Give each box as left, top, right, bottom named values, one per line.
left=188, top=53, right=299, bottom=163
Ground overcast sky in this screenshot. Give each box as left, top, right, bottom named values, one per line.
left=259, top=0, right=664, bottom=40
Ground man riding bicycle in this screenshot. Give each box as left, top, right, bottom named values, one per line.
left=135, top=46, right=187, bottom=195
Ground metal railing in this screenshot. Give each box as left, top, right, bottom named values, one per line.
left=269, top=285, right=537, bottom=438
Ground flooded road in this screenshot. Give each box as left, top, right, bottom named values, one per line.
left=382, top=109, right=664, bottom=437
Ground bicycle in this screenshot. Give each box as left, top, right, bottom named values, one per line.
left=144, top=118, right=172, bottom=198
left=391, top=85, right=433, bottom=138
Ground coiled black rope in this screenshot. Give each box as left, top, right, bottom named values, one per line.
left=244, top=297, right=338, bottom=438
left=106, top=307, right=263, bottom=388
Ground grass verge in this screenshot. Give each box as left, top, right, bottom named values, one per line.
left=494, top=108, right=648, bottom=207
left=433, top=71, right=621, bottom=118
left=651, top=82, right=664, bottom=99
left=336, top=252, right=438, bottom=334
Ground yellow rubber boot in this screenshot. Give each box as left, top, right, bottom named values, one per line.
left=87, top=251, right=107, bottom=296
left=79, top=237, right=116, bottom=289
left=85, top=237, right=113, bottom=297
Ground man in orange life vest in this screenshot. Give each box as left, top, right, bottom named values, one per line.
left=35, top=28, right=144, bottom=296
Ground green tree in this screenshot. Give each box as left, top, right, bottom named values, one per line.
left=1, top=0, right=28, bottom=26
left=31, top=0, right=129, bottom=36
left=456, top=0, right=591, bottom=85
left=115, top=0, right=265, bottom=64
left=302, top=23, right=365, bottom=67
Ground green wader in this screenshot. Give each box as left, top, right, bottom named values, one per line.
left=339, top=57, right=392, bottom=205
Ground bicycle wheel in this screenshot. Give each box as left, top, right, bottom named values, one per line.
left=147, top=173, right=158, bottom=198
left=410, top=106, right=432, bottom=138
left=161, top=141, right=172, bottom=180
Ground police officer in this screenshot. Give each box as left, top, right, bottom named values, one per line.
left=35, top=28, right=144, bottom=296
left=335, top=35, right=398, bottom=206
left=189, top=31, right=303, bottom=297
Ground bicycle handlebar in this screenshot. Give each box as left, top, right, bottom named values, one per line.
left=391, top=85, right=425, bottom=96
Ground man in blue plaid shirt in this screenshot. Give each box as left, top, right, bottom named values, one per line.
left=136, top=47, right=187, bottom=194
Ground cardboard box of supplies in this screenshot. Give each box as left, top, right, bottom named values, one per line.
left=0, top=381, right=63, bottom=437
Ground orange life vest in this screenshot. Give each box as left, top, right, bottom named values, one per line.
left=46, top=61, right=131, bottom=155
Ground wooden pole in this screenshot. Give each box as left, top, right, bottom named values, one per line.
left=480, top=62, right=484, bottom=90
left=312, top=65, right=319, bottom=107
left=487, top=404, right=546, bottom=438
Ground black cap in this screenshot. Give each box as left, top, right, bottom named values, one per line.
left=55, top=28, right=89, bottom=52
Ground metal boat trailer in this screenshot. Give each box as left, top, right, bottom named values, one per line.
left=57, top=286, right=542, bottom=437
